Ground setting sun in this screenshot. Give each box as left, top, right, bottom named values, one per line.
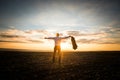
left=61, top=42, right=71, bottom=51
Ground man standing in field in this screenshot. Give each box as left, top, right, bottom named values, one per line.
left=45, top=33, right=71, bottom=63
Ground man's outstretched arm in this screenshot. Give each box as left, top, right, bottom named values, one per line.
left=44, top=37, right=55, bottom=39
left=61, top=36, right=71, bottom=39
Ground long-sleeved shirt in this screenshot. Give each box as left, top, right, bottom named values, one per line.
left=45, top=36, right=70, bottom=46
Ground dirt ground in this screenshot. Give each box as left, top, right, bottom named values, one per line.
left=0, top=50, right=120, bottom=80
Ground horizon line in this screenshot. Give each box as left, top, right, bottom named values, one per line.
left=0, top=48, right=120, bottom=52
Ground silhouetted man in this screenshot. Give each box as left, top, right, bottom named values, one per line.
left=45, top=33, right=71, bottom=63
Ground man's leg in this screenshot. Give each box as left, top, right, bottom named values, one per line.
left=53, top=46, right=56, bottom=63
left=58, top=47, right=61, bottom=64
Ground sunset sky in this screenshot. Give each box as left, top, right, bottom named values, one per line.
left=0, top=0, right=120, bottom=51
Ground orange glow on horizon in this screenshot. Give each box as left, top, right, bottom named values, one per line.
left=0, top=42, right=120, bottom=51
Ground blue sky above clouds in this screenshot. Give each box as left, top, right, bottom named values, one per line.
left=0, top=0, right=120, bottom=50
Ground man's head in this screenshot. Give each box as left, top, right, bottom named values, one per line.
left=56, top=33, right=59, bottom=37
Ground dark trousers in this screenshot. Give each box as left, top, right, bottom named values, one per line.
left=53, top=46, right=61, bottom=63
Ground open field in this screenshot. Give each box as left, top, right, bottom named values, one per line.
left=0, top=50, right=120, bottom=80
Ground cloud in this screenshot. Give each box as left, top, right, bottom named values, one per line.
left=66, top=30, right=120, bottom=44
left=99, top=21, right=120, bottom=39
left=77, top=39, right=97, bottom=44
left=0, top=29, right=120, bottom=44
left=66, top=31, right=107, bottom=37
left=0, top=29, right=47, bottom=43
left=27, top=39, right=44, bottom=43
left=77, top=38, right=120, bottom=44
left=25, top=29, right=49, bottom=36
left=66, top=31, right=81, bottom=36
left=0, top=34, right=25, bottom=38
left=0, top=40, right=26, bottom=43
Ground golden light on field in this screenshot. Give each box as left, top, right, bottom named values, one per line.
left=0, top=41, right=120, bottom=51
